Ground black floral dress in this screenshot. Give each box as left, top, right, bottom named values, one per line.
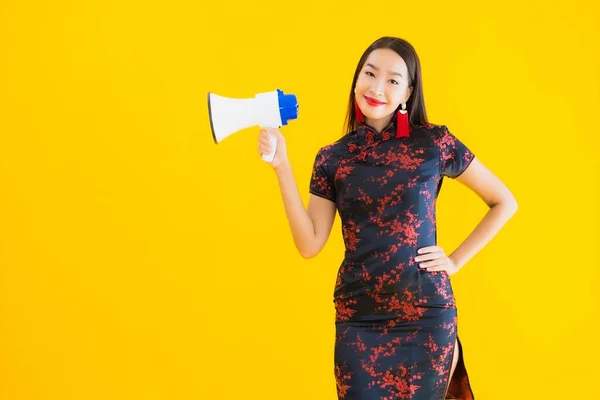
left=309, top=115, right=476, bottom=400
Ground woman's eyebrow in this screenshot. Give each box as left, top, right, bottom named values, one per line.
left=366, top=63, right=403, bottom=77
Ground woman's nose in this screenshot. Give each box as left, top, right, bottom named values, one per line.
left=370, top=81, right=385, bottom=96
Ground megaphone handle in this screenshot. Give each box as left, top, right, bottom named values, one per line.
left=261, top=130, right=278, bottom=163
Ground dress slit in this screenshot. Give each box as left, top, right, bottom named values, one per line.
left=445, top=336, right=474, bottom=400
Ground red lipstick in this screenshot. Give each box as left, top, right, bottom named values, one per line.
left=364, top=96, right=385, bottom=107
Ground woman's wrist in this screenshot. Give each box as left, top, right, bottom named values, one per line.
left=274, top=160, right=292, bottom=175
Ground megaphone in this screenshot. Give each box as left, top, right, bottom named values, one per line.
left=208, top=89, right=299, bottom=163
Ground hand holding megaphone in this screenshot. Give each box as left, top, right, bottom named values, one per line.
left=208, top=89, right=298, bottom=164
left=258, top=127, right=287, bottom=168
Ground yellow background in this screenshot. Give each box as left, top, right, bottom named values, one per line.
left=0, top=0, right=598, bottom=398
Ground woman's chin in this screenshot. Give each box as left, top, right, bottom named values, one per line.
left=364, top=111, right=389, bottom=121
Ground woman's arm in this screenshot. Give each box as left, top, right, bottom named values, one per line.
left=274, top=160, right=337, bottom=259
left=448, top=157, right=518, bottom=270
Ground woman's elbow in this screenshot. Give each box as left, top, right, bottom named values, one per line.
left=503, top=194, right=518, bottom=215
left=300, top=249, right=318, bottom=259
left=299, top=244, right=322, bottom=259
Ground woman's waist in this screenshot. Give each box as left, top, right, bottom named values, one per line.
left=342, top=246, right=421, bottom=267
left=342, top=222, right=436, bottom=252
left=334, top=266, right=454, bottom=305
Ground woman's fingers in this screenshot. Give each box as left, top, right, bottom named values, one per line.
left=414, top=247, right=451, bottom=272
left=414, top=251, right=446, bottom=262
left=420, top=257, right=449, bottom=269
left=425, top=266, right=447, bottom=272
left=258, top=129, right=272, bottom=156
left=258, top=141, right=272, bottom=152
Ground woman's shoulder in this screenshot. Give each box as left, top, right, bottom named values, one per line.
left=413, top=122, right=457, bottom=143
left=415, top=121, right=446, bottom=134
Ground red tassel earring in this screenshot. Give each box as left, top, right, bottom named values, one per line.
left=354, top=98, right=365, bottom=123
left=396, top=102, right=410, bottom=138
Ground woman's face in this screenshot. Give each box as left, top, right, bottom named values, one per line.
left=354, top=48, right=413, bottom=122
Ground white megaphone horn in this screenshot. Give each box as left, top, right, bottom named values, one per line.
left=208, top=89, right=299, bottom=163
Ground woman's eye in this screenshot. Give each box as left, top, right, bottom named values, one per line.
left=389, top=80, right=398, bottom=85
left=365, top=71, right=375, bottom=77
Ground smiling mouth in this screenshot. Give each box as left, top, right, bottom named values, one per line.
left=364, top=96, right=386, bottom=106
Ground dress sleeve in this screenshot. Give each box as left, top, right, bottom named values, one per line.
left=309, top=147, right=337, bottom=202
left=438, top=125, right=475, bottom=179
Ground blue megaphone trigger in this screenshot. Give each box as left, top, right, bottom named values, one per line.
left=277, top=89, right=299, bottom=126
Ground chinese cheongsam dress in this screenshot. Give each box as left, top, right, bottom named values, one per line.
left=309, top=115, right=476, bottom=400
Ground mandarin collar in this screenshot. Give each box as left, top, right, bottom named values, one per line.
left=348, top=115, right=398, bottom=151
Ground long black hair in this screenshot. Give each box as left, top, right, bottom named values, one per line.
left=344, top=37, right=429, bottom=134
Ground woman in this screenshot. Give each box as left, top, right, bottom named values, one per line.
left=257, top=36, right=517, bottom=400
